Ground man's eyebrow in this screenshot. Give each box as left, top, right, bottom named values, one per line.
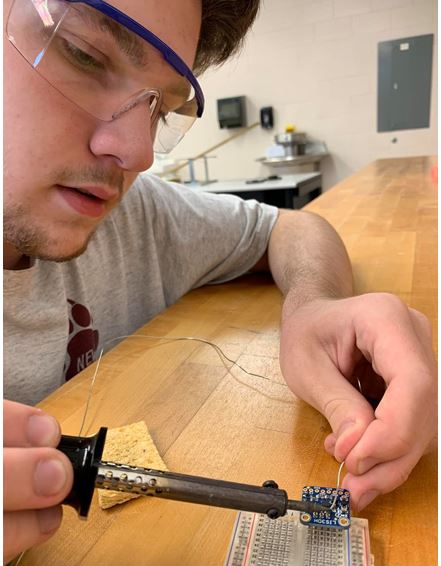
left=71, top=7, right=193, bottom=102
left=74, top=7, right=151, bottom=68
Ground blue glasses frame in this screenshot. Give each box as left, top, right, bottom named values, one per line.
left=66, top=0, right=205, bottom=118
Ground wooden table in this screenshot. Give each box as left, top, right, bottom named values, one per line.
left=25, top=156, right=437, bottom=565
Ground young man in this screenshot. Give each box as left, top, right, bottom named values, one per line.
left=4, top=0, right=436, bottom=561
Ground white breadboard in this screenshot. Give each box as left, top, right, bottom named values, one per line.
left=225, top=510, right=374, bottom=566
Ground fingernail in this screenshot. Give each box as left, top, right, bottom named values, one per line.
left=37, top=506, right=62, bottom=534
left=334, top=421, right=356, bottom=461
left=324, top=434, right=336, bottom=454
left=357, top=457, right=378, bottom=475
left=27, top=414, right=59, bottom=446
left=357, top=490, right=379, bottom=510
left=34, top=459, right=67, bottom=496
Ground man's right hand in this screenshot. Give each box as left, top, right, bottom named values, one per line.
left=4, top=400, right=73, bottom=563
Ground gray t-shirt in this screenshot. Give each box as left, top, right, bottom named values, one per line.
left=4, top=173, right=278, bottom=405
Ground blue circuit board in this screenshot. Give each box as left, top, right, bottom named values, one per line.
left=300, top=486, right=351, bottom=529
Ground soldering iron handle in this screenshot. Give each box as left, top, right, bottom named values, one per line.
left=57, top=428, right=108, bottom=518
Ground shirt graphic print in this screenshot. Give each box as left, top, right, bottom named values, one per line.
left=64, top=299, right=99, bottom=381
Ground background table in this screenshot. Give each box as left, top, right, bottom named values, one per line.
left=190, top=172, right=322, bottom=209
left=24, top=156, right=437, bottom=565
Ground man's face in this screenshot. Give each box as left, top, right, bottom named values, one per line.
left=4, top=0, right=201, bottom=264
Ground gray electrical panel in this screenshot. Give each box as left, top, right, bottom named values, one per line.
left=377, top=34, right=433, bottom=132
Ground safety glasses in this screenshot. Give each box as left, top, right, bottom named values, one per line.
left=6, top=0, right=205, bottom=153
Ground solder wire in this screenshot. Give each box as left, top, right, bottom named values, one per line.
left=101, top=334, right=280, bottom=383
left=78, top=333, right=294, bottom=434
left=79, top=348, right=104, bottom=436
left=328, top=377, right=363, bottom=510
left=330, top=460, right=345, bottom=510
left=11, top=551, right=25, bottom=566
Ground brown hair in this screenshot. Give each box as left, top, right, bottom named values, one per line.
left=194, top=0, right=261, bottom=74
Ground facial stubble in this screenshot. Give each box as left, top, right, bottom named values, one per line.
left=4, top=200, right=99, bottom=263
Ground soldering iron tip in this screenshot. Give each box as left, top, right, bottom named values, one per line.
left=287, top=499, right=330, bottom=513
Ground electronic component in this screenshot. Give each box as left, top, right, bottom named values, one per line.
left=300, top=486, right=351, bottom=529
left=225, top=510, right=373, bottom=566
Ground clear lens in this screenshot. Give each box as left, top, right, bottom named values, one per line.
left=154, top=94, right=199, bottom=153
left=154, top=112, right=197, bottom=154
left=7, top=0, right=200, bottom=152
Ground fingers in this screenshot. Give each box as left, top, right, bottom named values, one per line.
left=281, top=293, right=436, bottom=507
left=339, top=297, right=436, bottom=508
left=3, top=402, right=71, bottom=561
left=316, top=386, right=375, bottom=462
left=295, top=356, right=376, bottom=462
left=4, top=400, right=61, bottom=448
left=408, top=307, right=434, bottom=352
left=4, top=447, right=73, bottom=511
left=345, top=383, right=434, bottom=474
left=324, top=433, right=336, bottom=455
left=281, top=313, right=377, bottom=462
left=4, top=507, right=63, bottom=564
left=341, top=450, right=419, bottom=511
left=346, top=302, right=436, bottom=475
left=354, top=295, right=435, bottom=391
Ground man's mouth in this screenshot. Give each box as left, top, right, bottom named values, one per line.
left=56, top=185, right=116, bottom=218
left=74, top=187, right=101, bottom=199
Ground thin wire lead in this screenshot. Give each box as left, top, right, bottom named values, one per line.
left=328, top=376, right=362, bottom=511
left=78, top=333, right=291, bottom=436
left=11, top=551, right=25, bottom=566
left=78, top=348, right=103, bottom=436
left=101, top=334, right=281, bottom=383
left=330, top=460, right=345, bottom=510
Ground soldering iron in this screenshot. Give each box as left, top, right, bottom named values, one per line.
left=58, top=428, right=328, bottom=519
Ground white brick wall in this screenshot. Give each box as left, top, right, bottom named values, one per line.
left=169, top=0, right=437, bottom=190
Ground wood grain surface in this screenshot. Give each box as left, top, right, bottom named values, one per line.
left=24, top=156, right=437, bottom=565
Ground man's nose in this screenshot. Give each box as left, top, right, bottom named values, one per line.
left=89, top=102, right=156, bottom=172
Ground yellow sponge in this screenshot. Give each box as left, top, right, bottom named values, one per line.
left=98, top=421, right=167, bottom=509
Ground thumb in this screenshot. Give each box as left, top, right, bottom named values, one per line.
left=308, top=365, right=376, bottom=462
left=4, top=400, right=61, bottom=448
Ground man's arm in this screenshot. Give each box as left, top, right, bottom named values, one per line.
left=251, top=209, right=353, bottom=303
left=260, top=210, right=437, bottom=510
left=267, top=209, right=353, bottom=301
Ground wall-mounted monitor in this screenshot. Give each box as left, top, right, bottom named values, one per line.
left=217, top=96, right=247, bottom=129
